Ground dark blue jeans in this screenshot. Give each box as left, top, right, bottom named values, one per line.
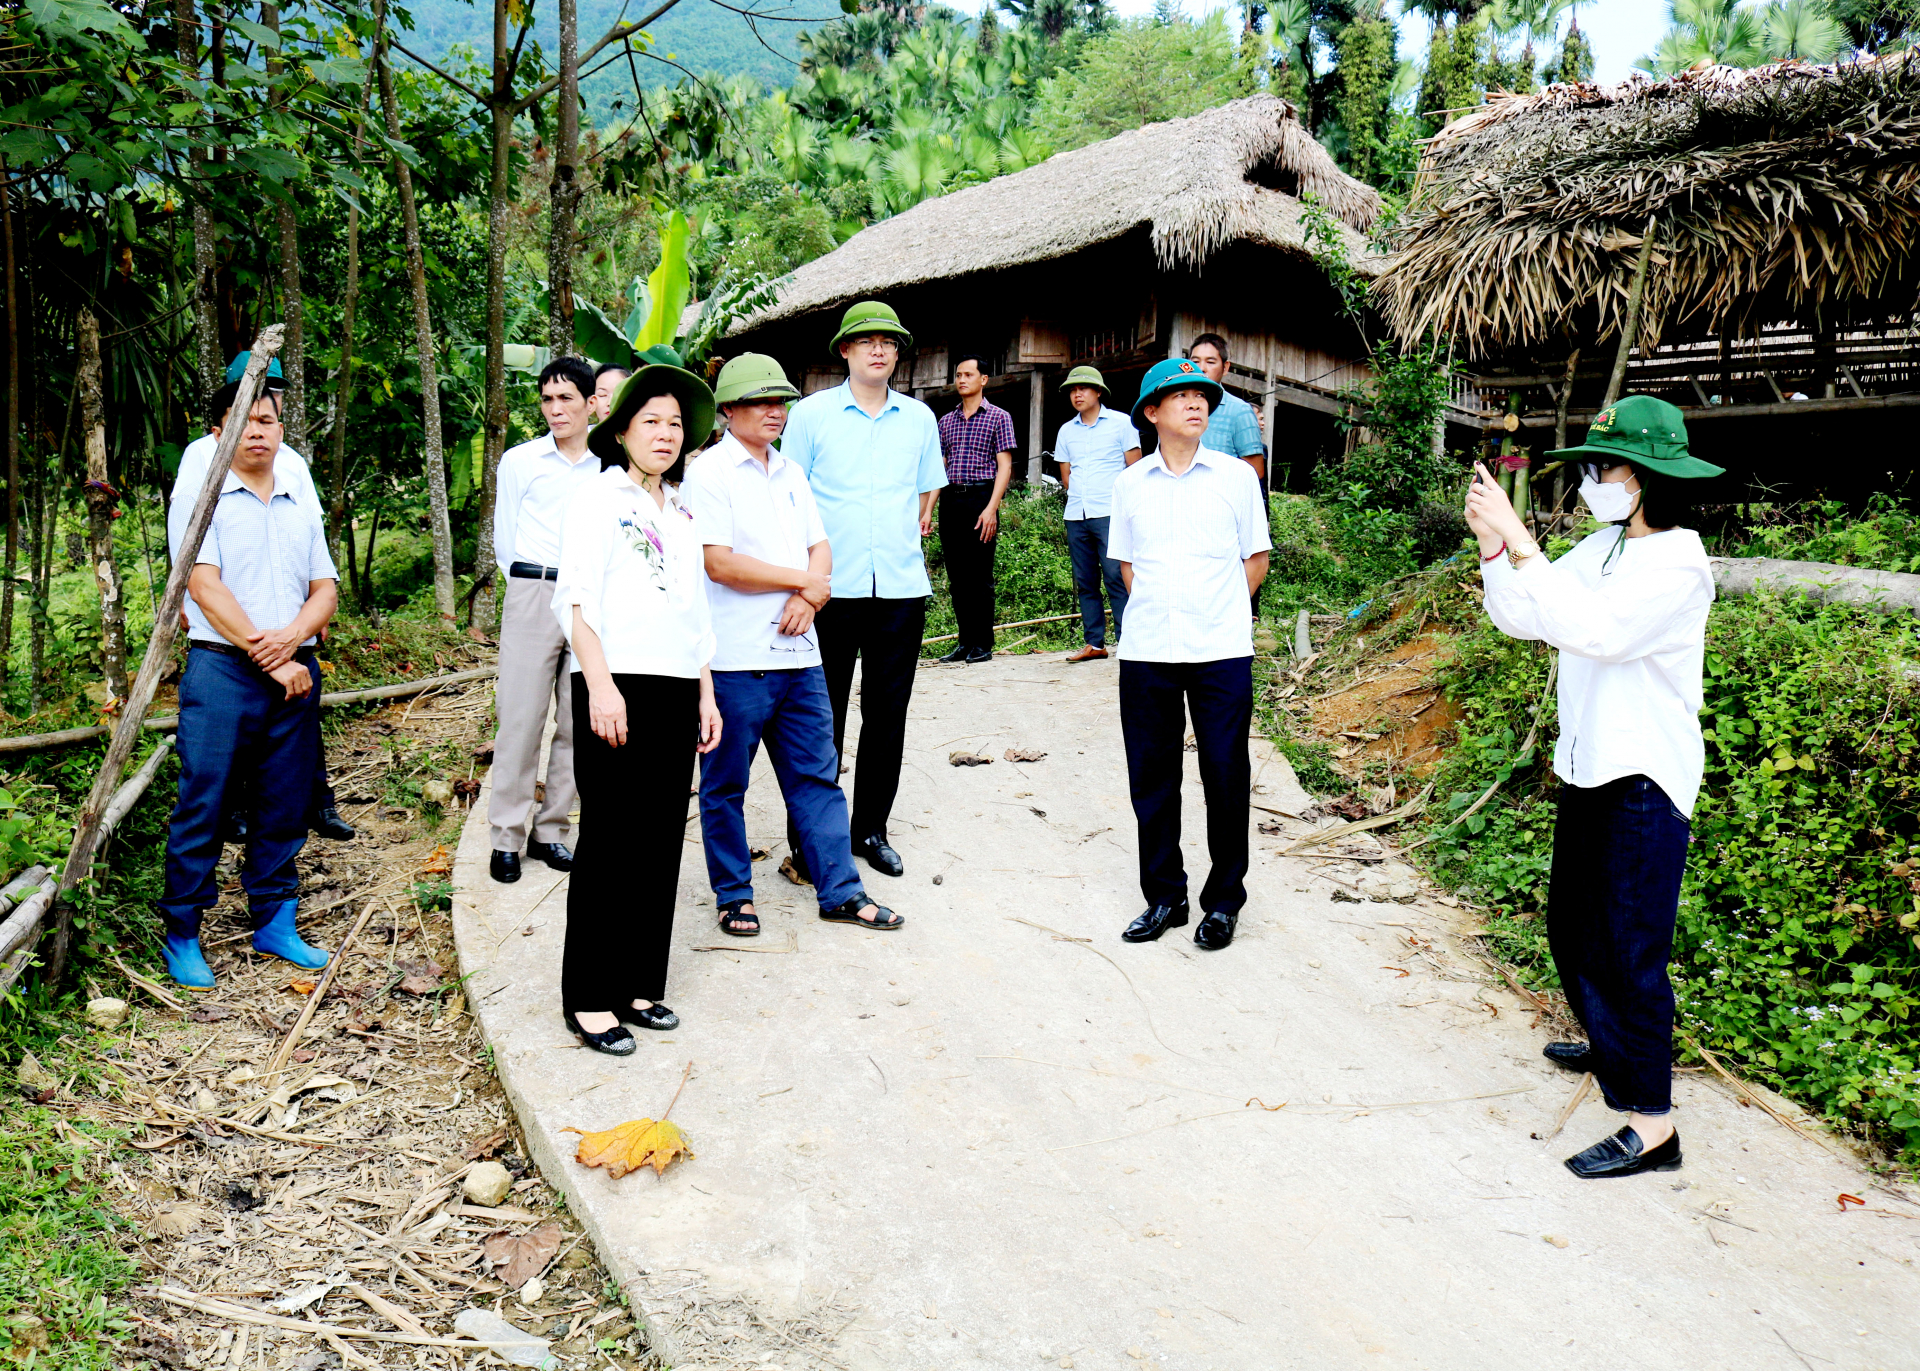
left=701, top=667, right=862, bottom=912
left=1067, top=517, right=1127, bottom=648
left=1547, top=774, right=1692, bottom=1115
left=1119, top=657, right=1253, bottom=915
left=158, top=648, right=321, bottom=940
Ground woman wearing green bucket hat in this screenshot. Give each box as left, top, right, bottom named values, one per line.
left=1463, top=394, right=1724, bottom=1179
left=550, top=360, right=722, bottom=1055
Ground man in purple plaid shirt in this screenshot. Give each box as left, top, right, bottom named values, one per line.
left=933, top=354, right=1016, bottom=664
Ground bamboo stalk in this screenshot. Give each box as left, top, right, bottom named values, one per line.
left=1601, top=220, right=1657, bottom=410
left=262, top=900, right=381, bottom=1081
left=922, top=612, right=1078, bottom=646
left=142, top=1287, right=490, bottom=1349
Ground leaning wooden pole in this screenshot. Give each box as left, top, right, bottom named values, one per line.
left=40, top=327, right=284, bottom=985
left=1601, top=219, right=1657, bottom=411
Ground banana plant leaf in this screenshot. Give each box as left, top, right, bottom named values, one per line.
left=634, top=211, right=692, bottom=351
left=573, top=297, right=637, bottom=368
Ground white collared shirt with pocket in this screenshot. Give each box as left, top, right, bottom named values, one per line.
left=681, top=433, right=829, bottom=672
left=552, top=465, right=714, bottom=679
left=494, top=432, right=602, bottom=572
left=1108, top=446, right=1271, bottom=663
left=1480, top=526, right=1716, bottom=817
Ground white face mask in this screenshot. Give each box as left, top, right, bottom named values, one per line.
left=1581, top=475, right=1639, bottom=523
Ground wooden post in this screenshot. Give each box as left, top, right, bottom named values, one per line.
left=1552, top=347, right=1579, bottom=453
left=1602, top=219, right=1657, bottom=411
left=1027, top=370, right=1044, bottom=485
left=40, top=327, right=284, bottom=985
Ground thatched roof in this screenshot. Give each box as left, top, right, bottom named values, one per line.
left=730, top=95, right=1384, bottom=334
left=1375, top=53, right=1920, bottom=360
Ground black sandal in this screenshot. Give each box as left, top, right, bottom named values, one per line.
left=819, top=892, right=904, bottom=930
left=717, top=899, right=760, bottom=937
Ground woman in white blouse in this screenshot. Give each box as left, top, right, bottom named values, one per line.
left=552, top=360, right=722, bottom=1056
left=1464, top=394, right=1724, bottom=1179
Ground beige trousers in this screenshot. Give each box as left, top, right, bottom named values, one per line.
left=488, top=575, right=576, bottom=851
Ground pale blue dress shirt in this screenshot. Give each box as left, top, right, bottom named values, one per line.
left=782, top=381, right=947, bottom=599
left=177, top=471, right=339, bottom=646
left=1203, top=389, right=1266, bottom=460
left=1054, top=406, right=1138, bottom=520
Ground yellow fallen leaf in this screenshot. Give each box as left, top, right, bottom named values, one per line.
left=562, top=1117, right=694, bottom=1178
left=421, top=845, right=453, bottom=876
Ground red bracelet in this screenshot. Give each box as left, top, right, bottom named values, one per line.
left=1481, top=541, right=1508, bottom=563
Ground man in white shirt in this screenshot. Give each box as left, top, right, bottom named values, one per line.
left=1053, top=365, right=1141, bottom=662
left=1108, top=358, right=1270, bottom=952
left=682, top=355, right=903, bottom=934
left=486, top=356, right=601, bottom=883
left=170, top=359, right=354, bottom=844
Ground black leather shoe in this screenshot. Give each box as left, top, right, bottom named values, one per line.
left=1122, top=902, right=1190, bottom=943
left=490, top=850, right=522, bottom=884
left=527, top=839, right=574, bottom=872
left=1544, top=1041, right=1593, bottom=1071
left=1194, top=907, right=1239, bottom=950
left=856, top=834, right=904, bottom=877
left=964, top=647, right=993, bottom=664
left=563, top=1010, right=635, bottom=1056
left=311, top=806, right=357, bottom=841
left=936, top=646, right=970, bottom=664
left=622, top=1003, right=680, bottom=1031
left=1565, top=1124, right=1681, bottom=1179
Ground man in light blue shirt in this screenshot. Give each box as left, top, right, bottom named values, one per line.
left=779, top=300, right=946, bottom=878
left=1053, top=365, right=1141, bottom=662
left=1190, top=333, right=1270, bottom=615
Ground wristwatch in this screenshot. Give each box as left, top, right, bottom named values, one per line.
left=1508, top=540, right=1541, bottom=569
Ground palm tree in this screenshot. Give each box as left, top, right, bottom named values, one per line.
left=1639, top=0, right=1767, bottom=73
left=1761, top=0, right=1848, bottom=58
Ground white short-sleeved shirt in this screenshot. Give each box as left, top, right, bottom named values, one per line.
left=170, top=435, right=318, bottom=559
left=1108, top=446, right=1270, bottom=664
left=186, top=471, right=339, bottom=647
left=1054, top=407, right=1139, bottom=520
left=552, top=465, right=714, bottom=680
left=494, top=432, right=601, bottom=572
left=1481, top=527, right=1715, bottom=816
left=682, top=433, right=829, bottom=672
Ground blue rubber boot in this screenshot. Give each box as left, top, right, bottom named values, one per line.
left=250, top=901, right=330, bottom=971
left=161, top=935, right=217, bottom=991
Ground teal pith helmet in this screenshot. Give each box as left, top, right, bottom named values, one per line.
left=225, top=351, right=284, bottom=384
left=828, top=300, right=913, bottom=358
left=1548, top=394, right=1726, bottom=479
left=714, top=353, right=801, bottom=406
left=1059, top=365, right=1109, bottom=396
left=1129, top=356, right=1222, bottom=430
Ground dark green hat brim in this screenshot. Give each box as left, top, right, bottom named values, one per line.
left=719, top=384, right=802, bottom=404
left=1130, top=376, right=1222, bottom=430
left=1547, top=438, right=1725, bottom=479
left=587, top=364, right=717, bottom=466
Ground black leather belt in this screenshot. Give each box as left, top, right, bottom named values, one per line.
left=509, top=561, right=559, bottom=581
left=191, top=640, right=316, bottom=662
left=947, top=480, right=995, bottom=489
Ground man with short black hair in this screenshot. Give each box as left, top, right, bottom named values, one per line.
left=590, top=362, right=631, bottom=422
left=487, top=355, right=600, bottom=883
left=933, top=354, right=1015, bottom=664
left=158, top=387, right=339, bottom=989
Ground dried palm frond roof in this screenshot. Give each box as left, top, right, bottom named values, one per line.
left=730, top=95, right=1384, bottom=334
left=1375, top=53, right=1920, bottom=360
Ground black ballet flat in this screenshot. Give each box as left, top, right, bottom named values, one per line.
left=562, top=1010, right=635, bottom=1057
left=1565, top=1124, right=1681, bottom=1179
left=623, top=1003, right=680, bottom=1031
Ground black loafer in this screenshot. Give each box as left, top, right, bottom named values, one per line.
left=1544, top=1041, right=1593, bottom=1071
left=964, top=647, right=992, bottom=664
left=1122, top=902, right=1189, bottom=943
left=527, top=839, right=575, bottom=872
left=311, top=806, right=357, bottom=841
left=623, top=1003, right=680, bottom=1031
left=1565, top=1125, right=1681, bottom=1179
left=490, top=850, right=521, bottom=884
left=1194, top=907, right=1238, bottom=950
left=563, top=1010, right=635, bottom=1056
left=936, top=646, right=970, bottom=664
left=856, top=834, right=904, bottom=877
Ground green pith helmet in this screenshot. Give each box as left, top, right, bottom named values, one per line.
left=587, top=362, right=717, bottom=467
left=828, top=300, right=913, bottom=358
left=714, top=353, right=801, bottom=406
left=1059, top=365, right=1109, bottom=396
left=1548, top=394, right=1726, bottom=478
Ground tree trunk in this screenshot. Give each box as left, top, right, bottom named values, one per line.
left=174, top=0, right=223, bottom=408
left=361, top=503, right=383, bottom=610
left=77, top=307, right=129, bottom=706
left=473, top=0, right=518, bottom=640
left=0, top=166, right=18, bottom=698
left=328, top=33, right=375, bottom=563
left=1601, top=219, right=1657, bottom=411
left=547, top=0, right=581, bottom=358
left=375, top=14, right=457, bottom=625
left=344, top=505, right=359, bottom=602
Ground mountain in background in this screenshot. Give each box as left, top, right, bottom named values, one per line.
left=396, top=0, right=821, bottom=99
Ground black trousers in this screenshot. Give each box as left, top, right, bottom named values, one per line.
left=792, top=595, right=925, bottom=849
left=1119, top=657, right=1253, bottom=915
left=1547, top=775, right=1692, bottom=1114
left=939, top=483, right=998, bottom=652
left=562, top=672, right=699, bottom=1013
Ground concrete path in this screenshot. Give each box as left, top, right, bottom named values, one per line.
left=452, top=651, right=1920, bottom=1371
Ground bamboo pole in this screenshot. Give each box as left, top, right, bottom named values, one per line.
left=39, top=329, right=283, bottom=984
left=1601, top=220, right=1657, bottom=411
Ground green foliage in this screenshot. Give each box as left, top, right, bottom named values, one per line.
left=1029, top=14, right=1246, bottom=153
left=1328, top=12, right=1397, bottom=183
left=1716, top=494, right=1920, bottom=573
left=921, top=487, right=1081, bottom=653
left=1639, top=0, right=1849, bottom=74
left=1415, top=15, right=1489, bottom=136
left=1426, top=583, right=1920, bottom=1162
